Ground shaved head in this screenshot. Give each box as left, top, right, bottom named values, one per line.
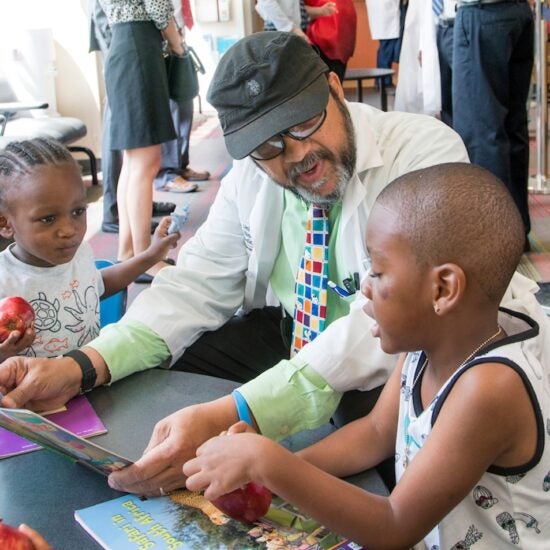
left=374, top=163, right=524, bottom=302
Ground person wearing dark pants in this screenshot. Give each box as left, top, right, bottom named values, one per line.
left=375, top=0, right=407, bottom=88
left=154, top=97, right=210, bottom=193
left=452, top=0, right=534, bottom=244
left=436, top=14, right=454, bottom=127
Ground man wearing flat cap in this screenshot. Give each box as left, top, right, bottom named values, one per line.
left=0, top=32, right=543, bottom=496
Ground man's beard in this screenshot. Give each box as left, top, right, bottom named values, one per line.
left=262, top=97, right=357, bottom=207
left=289, top=101, right=356, bottom=206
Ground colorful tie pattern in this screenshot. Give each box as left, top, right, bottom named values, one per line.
left=292, top=206, right=329, bottom=355
left=181, top=0, right=194, bottom=30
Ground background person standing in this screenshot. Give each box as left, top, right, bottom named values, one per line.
left=451, top=0, right=534, bottom=248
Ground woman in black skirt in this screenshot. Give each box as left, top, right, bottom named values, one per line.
left=100, top=0, right=182, bottom=277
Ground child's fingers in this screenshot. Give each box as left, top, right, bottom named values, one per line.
left=0, top=330, right=21, bottom=348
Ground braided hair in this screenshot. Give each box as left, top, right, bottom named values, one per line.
left=0, top=138, right=76, bottom=207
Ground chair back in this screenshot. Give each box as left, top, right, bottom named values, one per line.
left=95, top=259, right=127, bottom=327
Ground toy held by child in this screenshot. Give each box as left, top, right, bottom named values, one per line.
left=168, top=204, right=190, bottom=235
left=183, top=163, right=550, bottom=549
left=0, top=138, right=181, bottom=360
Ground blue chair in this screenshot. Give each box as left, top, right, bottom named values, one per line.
left=95, top=259, right=127, bottom=327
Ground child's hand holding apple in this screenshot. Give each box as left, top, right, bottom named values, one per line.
left=0, top=297, right=35, bottom=361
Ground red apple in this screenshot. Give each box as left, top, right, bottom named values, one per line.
left=0, top=296, right=35, bottom=343
left=0, top=523, right=34, bottom=550
left=212, top=481, right=272, bottom=523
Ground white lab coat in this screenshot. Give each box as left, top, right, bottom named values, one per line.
left=394, top=0, right=441, bottom=115
left=124, top=102, right=470, bottom=390
left=255, top=0, right=301, bottom=31
left=365, top=0, right=400, bottom=39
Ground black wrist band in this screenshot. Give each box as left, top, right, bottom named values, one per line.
left=63, top=349, right=97, bottom=394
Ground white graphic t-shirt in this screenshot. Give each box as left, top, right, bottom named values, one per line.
left=395, top=308, right=550, bottom=549
left=0, top=242, right=105, bottom=357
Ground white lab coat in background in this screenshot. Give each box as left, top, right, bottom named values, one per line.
left=365, top=0, right=400, bottom=39
left=394, top=0, right=441, bottom=115
left=255, top=0, right=301, bottom=32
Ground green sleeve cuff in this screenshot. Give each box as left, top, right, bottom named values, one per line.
left=88, top=321, right=171, bottom=384
left=238, top=358, right=342, bottom=440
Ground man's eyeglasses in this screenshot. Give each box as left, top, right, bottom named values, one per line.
left=250, top=110, right=327, bottom=161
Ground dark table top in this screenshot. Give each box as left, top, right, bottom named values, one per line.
left=0, top=369, right=388, bottom=549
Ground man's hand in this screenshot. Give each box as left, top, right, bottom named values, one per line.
left=0, top=355, right=82, bottom=411
left=0, top=326, right=36, bottom=362
left=108, top=396, right=240, bottom=496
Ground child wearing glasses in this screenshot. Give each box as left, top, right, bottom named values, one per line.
left=0, top=138, right=180, bottom=360
left=183, top=163, right=549, bottom=549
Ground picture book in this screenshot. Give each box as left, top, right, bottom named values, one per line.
left=0, top=395, right=107, bottom=458
left=0, top=400, right=133, bottom=475
left=75, top=491, right=363, bottom=549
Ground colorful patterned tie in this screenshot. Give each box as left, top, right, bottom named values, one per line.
left=291, top=205, right=329, bottom=355
left=181, top=0, right=194, bottom=30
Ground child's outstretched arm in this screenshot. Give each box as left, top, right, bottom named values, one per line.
left=99, top=217, right=180, bottom=297
left=296, top=354, right=403, bottom=477
left=184, top=361, right=536, bottom=549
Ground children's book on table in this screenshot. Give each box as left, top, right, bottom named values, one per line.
left=0, top=396, right=132, bottom=475
left=75, top=491, right=363, bottom=550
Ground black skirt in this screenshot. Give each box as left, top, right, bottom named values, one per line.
left=105, top=21, right=176, bottom=150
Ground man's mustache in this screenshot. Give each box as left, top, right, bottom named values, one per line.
left=287, top=149, right=335, bottom=182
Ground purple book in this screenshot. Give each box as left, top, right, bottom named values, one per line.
left=0, top=395, right=107, bottom=458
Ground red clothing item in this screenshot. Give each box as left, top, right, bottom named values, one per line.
left=305, top=0, right=357, bottom=63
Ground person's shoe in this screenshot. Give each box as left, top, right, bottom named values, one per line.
left=160, top=176, right=198, bottom=193
left=153, top=201, right=176, bottom=216
left=182, top=167, right=210, bottom=181
left=101, top=220, right=159, bottom=234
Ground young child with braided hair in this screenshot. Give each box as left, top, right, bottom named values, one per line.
left=183, top=163, right=550, bottom=549
left=0, top=138, right=180, bottom=360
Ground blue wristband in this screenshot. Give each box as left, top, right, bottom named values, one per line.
left=232, top=390, right=253, bottom=427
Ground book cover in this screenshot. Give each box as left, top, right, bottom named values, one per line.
left=75, top=491, right=363, bottom=549
left=0, top=395, right=107, bottom=458
left=0, top=402, right=132, bottom=475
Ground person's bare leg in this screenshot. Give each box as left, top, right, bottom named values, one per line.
left=118, top=145, right=161, bottom=268
left=117, top=156, right=133, bottom=261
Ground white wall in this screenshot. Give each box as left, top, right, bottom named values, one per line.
left=0, top=0, right=103, bottom=154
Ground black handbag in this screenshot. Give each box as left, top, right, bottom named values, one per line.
left=165, top=45, right=205, bottom=103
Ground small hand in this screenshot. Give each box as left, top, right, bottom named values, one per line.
left=319, top=2, right=338, bottom=16
left=148, top=216, right=180, bottom=264
left=0, top=326, right=36, bottom=361
left=183, top=431, right=269, bottom=501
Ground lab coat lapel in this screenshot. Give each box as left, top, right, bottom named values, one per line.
left=247, top=175, right=284, bottom=307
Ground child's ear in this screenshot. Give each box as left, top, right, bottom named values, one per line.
left=431, top=263, right=465, bottom=315
left=0, top=213, right=14, bottom=239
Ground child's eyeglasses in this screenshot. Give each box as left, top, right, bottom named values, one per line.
left=250, top=110, right=327, bottom=161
